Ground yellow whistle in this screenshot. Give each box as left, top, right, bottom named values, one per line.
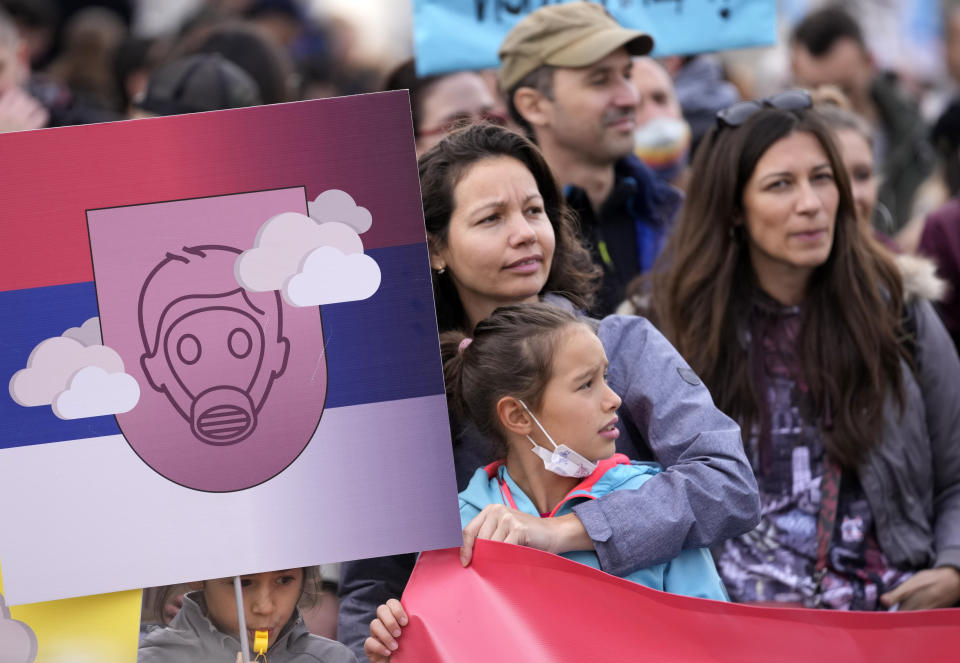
left=254, top=630, right=269, bottom=655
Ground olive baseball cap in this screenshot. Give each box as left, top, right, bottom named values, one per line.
left=498, top=2, right=654, bottom=91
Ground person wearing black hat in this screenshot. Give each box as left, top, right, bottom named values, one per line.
left=498, top=2, right=680, bottom=316
left=133, top=52, right=262, bottom=118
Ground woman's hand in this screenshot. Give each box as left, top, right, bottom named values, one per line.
left=364, top=598, right=408, bottom=662
left=459, top=505, right=592, bottom=567
left=880, top=567, right=960, bottom=610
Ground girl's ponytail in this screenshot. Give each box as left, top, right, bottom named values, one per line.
left=440, top=330, right=471, bottom=423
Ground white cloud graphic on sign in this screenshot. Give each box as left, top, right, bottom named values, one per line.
left=61, top=317, right=102, bottom=346
left=9, top=325, right=142, bottom=419
left=235, top=212, right=363, bottom=292
left=236, top=189, right=382, bottom=307
left=284, top=246, right=381, bottom=306
left=9, top=337, right=125, bottom=406
left=0, top=592, right=38, bottom=663
left=308, top=189, right=372, bottom=233
left=52, top=366, right=141, bottom=420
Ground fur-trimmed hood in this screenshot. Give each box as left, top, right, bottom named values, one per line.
left=894, top=253, right=948, bottom=303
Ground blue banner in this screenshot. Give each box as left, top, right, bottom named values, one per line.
left=413, top=0, right=777, bottom=76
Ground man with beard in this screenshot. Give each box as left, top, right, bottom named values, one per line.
left=498, top=2, right=681, bottom=315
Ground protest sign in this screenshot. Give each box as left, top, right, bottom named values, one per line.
left=413, top=0, right=777, bottom=76
left=395, top=541, right=960, bottom=662
left=0, top=566, right=140, bottom=663
left=0, top=92, right=462, bottom=605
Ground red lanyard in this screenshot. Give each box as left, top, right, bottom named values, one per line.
left=496, top=476, right=520, bottom=511
left=495, top=475, right=554, bottom=518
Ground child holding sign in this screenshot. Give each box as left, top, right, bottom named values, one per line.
left=365, top=304, right=727, bottom=660
left=139, top=568, right=356, bottom=663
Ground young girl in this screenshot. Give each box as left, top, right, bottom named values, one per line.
left=365, top=304, right=727, bottom=661
left=138, top=568, right=356, bottom=663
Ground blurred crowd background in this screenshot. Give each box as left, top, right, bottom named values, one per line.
left=0, top=0, right=955, bottom=127
left=3, top=0, right=959, bottom=255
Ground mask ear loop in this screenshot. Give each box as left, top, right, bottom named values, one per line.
left=518, top=399, right=559, bottom=451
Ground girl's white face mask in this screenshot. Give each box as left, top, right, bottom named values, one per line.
left=519, top=400, right=597, bottom=479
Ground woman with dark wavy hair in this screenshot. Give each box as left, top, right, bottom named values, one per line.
left=420, top=122, right=601, bottom=332
left=336, top=124, right=760, bottom=658
left=650, top=93, right=960, bottom=610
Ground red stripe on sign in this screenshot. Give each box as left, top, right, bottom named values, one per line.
left=0, top=92, right=424, bottom=292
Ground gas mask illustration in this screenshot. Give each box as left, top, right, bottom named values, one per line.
left=139, top=245, right=290, bottom=446
left=87, top=188, right=329, bottom=492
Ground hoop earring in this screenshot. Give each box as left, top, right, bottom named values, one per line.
left=436, top=267, right=446, bottom=275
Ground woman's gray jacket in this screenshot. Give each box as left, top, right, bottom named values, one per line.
left=861, top=294, right=960, bottom=571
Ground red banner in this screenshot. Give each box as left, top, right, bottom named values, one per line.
left=394, top=541, right=960, bottom=662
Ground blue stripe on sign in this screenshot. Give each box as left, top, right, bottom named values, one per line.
left=322, top=244, right=445, bottom=407
left=0, top=243, right=445, bottom=449
left=0, top=281, right=118, bottom=449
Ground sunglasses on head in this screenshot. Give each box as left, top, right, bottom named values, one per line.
left=715, top=89, right=812, bottom=129
left=418, top=109, right=509, bottom=137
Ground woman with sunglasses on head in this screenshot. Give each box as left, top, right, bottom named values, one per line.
left=649, top=91, right=960, bottom=610
left=336, top=123, right=760, bottom=659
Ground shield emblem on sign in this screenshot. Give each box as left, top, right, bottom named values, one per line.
left=86, top=187, right=326, bottom=492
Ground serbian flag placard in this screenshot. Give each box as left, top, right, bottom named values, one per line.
left=0, top=92, right=461, bottom=605
left=394, top=541, right=960, bottom=662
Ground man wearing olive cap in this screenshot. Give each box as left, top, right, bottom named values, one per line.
left=499, top=1, right=680, bottom=315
